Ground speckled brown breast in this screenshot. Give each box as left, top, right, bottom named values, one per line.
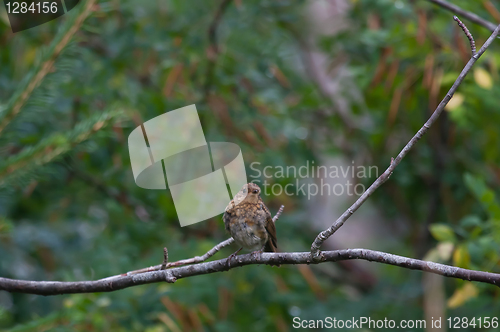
left=223, top=200, right=277, bottom=252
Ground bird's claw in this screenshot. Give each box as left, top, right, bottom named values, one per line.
left=251, top=247, right=265, bottom=261
left=227, top=253, right=237, bottom=268
left=226, top=248, right=242, bottom=269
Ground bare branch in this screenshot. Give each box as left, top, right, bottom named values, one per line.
left=2, top=201, right=499, bottom=296
left=0, top=206, right=289, bottom=294
left=310, top=23, right=500, bottom=258
left=122, top=206, right=285, bottom=276
left=454, top=16, right=477, bottom=55
left=1, top=249, right=499, bottom=296
left=121, top=238, right=235, bottom=276
left=161, top=248, right=168, bottom=270
left=429, top=0, right=498, bottom=32
left=272, top=205, right=285, bottom=222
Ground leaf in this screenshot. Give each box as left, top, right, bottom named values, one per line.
left=474, top=68, right=493, bottom=90
left=447, top=283, right=478, bottom=309
left=464, top=173, right=500, bottom=219
left=429, top=224, right=456, bottom=243
left=436, top=242, right=454, bottom=261
left=453, top=245, right=471, bottom=269
left=423, top=242, right=453, bottom=263
left=459, top=215, right=483, bottom=228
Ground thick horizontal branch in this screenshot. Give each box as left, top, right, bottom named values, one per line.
left=1, top=249, right=499, bottom=296
left=428, top=0, right=498, bottom=32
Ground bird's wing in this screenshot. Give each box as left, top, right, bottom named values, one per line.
left=263, top=203, right=278, bottom=252
left=264, top=217, right=278, bottom=252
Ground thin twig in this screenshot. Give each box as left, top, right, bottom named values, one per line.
left=120, top=238, right=236, bottom=276
left=428, top=0, right=498, bottom=32
left=310, top=23, right=500, bottom=259
left=272, top=205, right=285, bottom=222
left=161, top=248, right=168, bottom=270
left=454, top=16, right=477, bottom=55
left=2, top=248, right=500, bottom=295
left=121, top=205, right=284, bottom=276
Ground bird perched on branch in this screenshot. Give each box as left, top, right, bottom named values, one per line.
left=223, top=183, right=277, bottom=264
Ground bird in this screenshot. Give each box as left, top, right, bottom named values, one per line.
left=223, top=182, right=277, bottom=265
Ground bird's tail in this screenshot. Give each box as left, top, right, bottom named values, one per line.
left=264, top=239, right=277, bottom=253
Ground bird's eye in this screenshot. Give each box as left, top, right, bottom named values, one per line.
left=253, top=189, right=258, bottom=194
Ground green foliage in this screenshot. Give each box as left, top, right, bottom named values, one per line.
left=0, top=108, right=124, bottom=189
left=0, top=0, right=500, bottom=330
left=429, top=224, right=456, bottom=243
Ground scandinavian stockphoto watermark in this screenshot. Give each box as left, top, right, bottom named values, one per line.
left=127, top=105, right=248, bottom=227
left=249, top=161, right=378, bottom=199
left=127, top=105, right=377, bottom=225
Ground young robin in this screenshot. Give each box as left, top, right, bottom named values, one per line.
left=223, top=183, right=277, bottom=264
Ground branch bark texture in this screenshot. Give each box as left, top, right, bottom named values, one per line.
left=1, top=249, right=499, bottom=296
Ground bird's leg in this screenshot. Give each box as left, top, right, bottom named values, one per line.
left=251, top=245, right=266, bottom=261
left=227, top=247, right=243, bottom=268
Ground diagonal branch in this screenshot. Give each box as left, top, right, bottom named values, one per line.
left=121, top=238, right=235, bottom=276
left=118, top=205, right=285, bottom=276
left=428, top=0, right=498, bottom=32
left=310, top=22, right=500, bottom=258
left=1, top=248, right=499, bottom=296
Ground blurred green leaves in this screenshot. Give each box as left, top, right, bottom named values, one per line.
left=1, top=0, right=500, bottom=329
left=429, top=224, right=457, bottom=243
left=427, top=172, right=500, bottom=308
left=464, top=173, right=500, bottom=221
